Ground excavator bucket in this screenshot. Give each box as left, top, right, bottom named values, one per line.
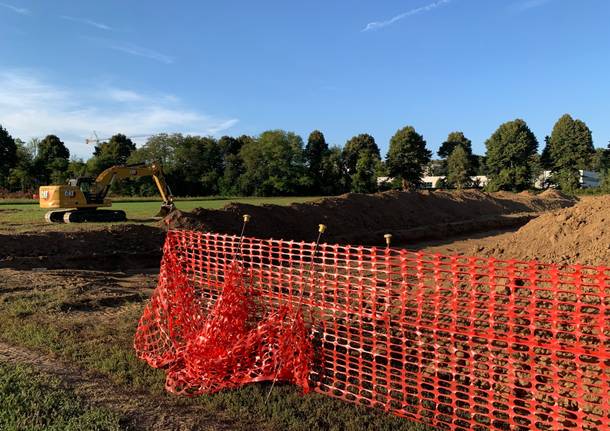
left=156, top=203, right=176, bottom=218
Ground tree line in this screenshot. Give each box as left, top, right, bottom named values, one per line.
left=1, top=113, right=609, bottom=197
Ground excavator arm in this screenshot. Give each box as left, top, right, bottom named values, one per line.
left=94, top=163, right=174, bottom=209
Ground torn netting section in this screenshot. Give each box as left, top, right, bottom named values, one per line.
left=134, top=236, right=313, bottom=395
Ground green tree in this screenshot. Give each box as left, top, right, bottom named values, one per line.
left=127, top=133, right=180, bottom=196
left=446, top=145, right=473, bottom=189
left=239, top=130, right=307, bottom=196
left=88, top=134, right=136, bottom=175
left=67, top=158, right=87, bottom=178
left=128, top=133, right=223, bottom=196
left=218, top=135, right=248, bottom=196
left=343, top=134, right=380, bottom=174
left=7, top=139, right=35, bottom=192
left=351, top=152, right=378, bottom=193
left=304, top=130, right=329, bottom=194
left=128, top=133, right=178, bottom=168
left=34, top=135, right=70, bottom=185
left=484, top=119, right=538, bottom=192
left=386, top=126, right=432, bottom=190
left=173, top=135, right=222, bottom=196
left=438, top=131, right=472, bottom=159
left=319, top=146, right=350, bottom=195
left=542, top=114, right=595, bottom=191
left=0, top=125, right=18, bottom=188
left=592, top=144, right=610, bottom=192
left=590, top=147, right=610, bottom=172
left=437, top=131, right=476, bottom=176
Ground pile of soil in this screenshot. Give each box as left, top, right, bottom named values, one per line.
left=165, top=190, right=576, bottom=245
left=0, top=224, right=165, bottom=270
left=478, top=196, right=610, bottom=266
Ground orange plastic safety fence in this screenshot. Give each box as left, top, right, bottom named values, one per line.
left=135, top=230, right=610, bottom=431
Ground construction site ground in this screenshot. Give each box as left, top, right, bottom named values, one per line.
left=1, top=192, right=607, bottom=430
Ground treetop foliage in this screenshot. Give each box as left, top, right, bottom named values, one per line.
left=342, top=134, right=380, bottom=174
left=446, top=145, right=474, bottom=189
left=438, top=131, right=472, bottom=158
left=386, top=126, right=431, bottom=190
left=541, top=114, right=595, bottom=192
left=485, top=119, right=538, bottom=192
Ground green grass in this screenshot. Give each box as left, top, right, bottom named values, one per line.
left=0, top=361, right=127, bottom=431
left=0, top=196, right=324, bottom=233
left=0, top=281, right=433, bottom=431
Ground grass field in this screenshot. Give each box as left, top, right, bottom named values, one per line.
left=0, top=196, right=323, bottom=233
left=0, top=362, right=126, bottom=430
left=0, top=270, right=433, bottom=431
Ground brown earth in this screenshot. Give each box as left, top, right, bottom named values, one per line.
left=164, top=189, right=576, bottom=246
left=477, top=195, right=610, bottom=266
left=0, top=224, right=165, bottom=270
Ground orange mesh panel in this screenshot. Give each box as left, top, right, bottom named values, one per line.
left=135, top=230, right=610, bottom=430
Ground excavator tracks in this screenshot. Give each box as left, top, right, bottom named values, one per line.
left=45, top=210, right=127, bottom=223
left=44, top=210, right=69, bottom=223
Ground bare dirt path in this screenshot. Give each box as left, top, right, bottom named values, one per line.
left=0, top=341, right=235, bottom=431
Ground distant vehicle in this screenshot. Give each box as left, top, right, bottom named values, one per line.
left=39, top=163, right=175, bottom=223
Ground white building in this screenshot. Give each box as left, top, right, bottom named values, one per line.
left=535, top=170, right=600, bottom=189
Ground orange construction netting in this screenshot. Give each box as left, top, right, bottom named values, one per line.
left=135, top=230, right=610, bottom=430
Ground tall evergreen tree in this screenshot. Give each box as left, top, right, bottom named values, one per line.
left=304, top=130, right=329, bottom=193
left=446, top=145, right=473, bottom=189
left=542, top=114, right=594, bottom=192
left=438, top=131, right=472, bottom=159
left=485, top=119, right=538, bottom=191
left=386, top=126, right=431, bottom=190
left=438, top=131, right=476, bottom=175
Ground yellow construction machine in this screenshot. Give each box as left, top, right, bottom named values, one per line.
left=39, top=163, right=175, bottom=223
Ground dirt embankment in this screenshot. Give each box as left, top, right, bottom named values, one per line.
left=478, top=196, right=610, bottom=266
left=0, top=224, right=165, bottom=270
left=165, top=189, right=576, bottom=245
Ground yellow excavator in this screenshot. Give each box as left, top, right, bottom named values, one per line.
left=39, top=163, right=175, bottom=223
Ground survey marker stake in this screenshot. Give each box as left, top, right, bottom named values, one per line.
left=265, top=223, right=327, bottom=404
left=234, top=214, right=251, bottom=261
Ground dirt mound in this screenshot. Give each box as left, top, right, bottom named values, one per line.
left=478, top=196, right=610, bottom=266
left=165, top=190, right=576, bottom=245
left=0, top=224, right=165, bottom=270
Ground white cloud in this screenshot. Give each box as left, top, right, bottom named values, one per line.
left=60, top=15, right=113, bottom=31
left=108, top=42, right=174, bottom=64
left=510, top=0, right=553, bottom=12
left=0, top=2, right=29, bottom=15
left=106, top=88, right=145, bottom=102
left=363, top=0, right=452, bottom=32
left=0, top=70, right=238, bottom=157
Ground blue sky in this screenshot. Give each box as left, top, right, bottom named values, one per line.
left=1, top=0, right=609, bottom=158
